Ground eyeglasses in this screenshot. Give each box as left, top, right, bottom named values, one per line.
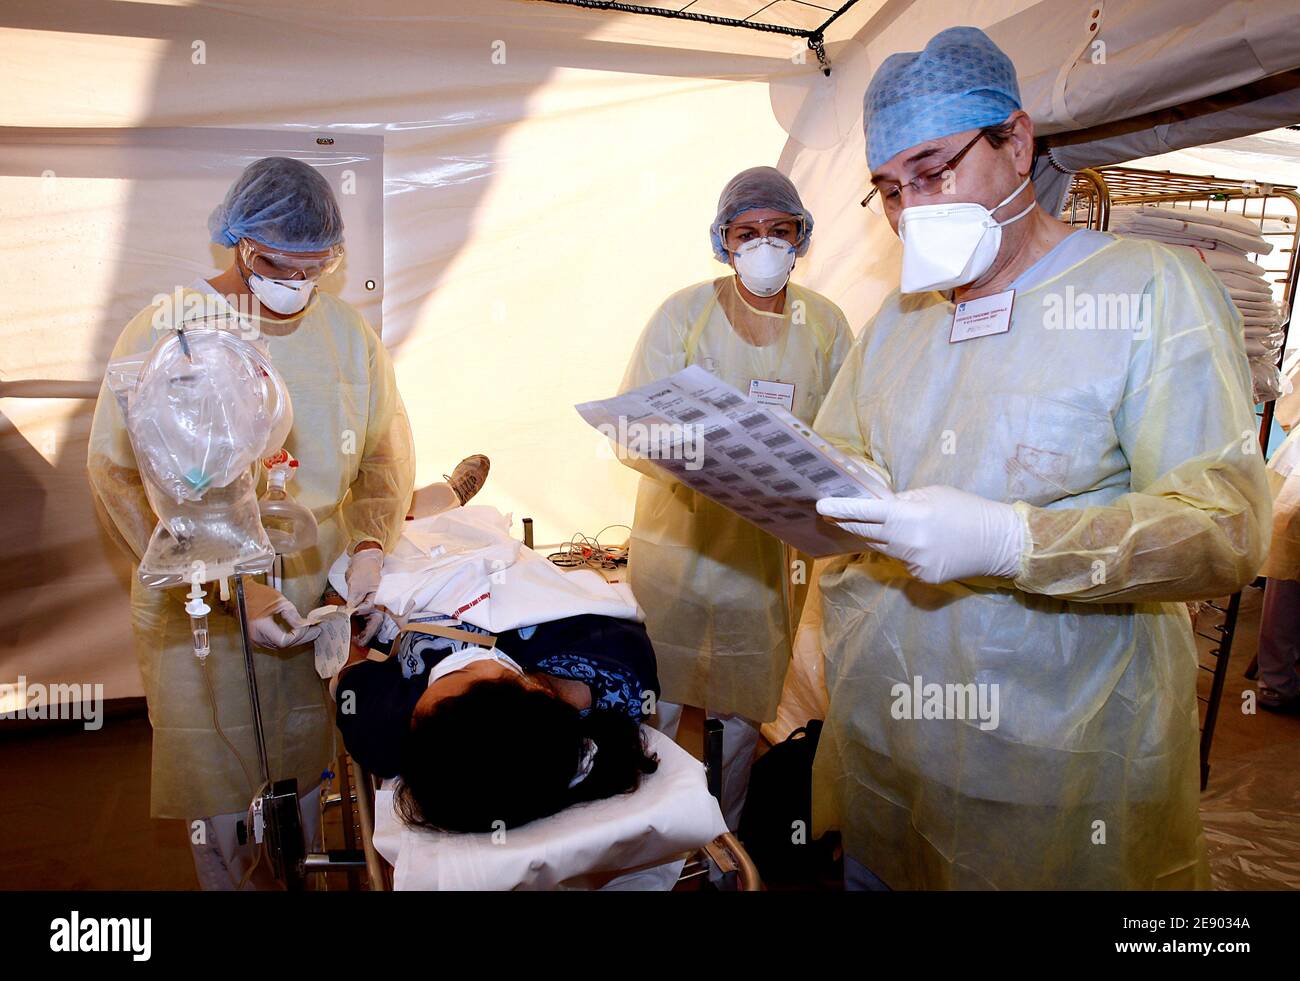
left=238, top=239, right=345, bottom=281
left=860, top=130, right=987, bottom=214
left=719, top=215, right=808, bottom=253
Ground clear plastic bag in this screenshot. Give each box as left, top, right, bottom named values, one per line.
left=1246, top=302, right=1290, bottom=403
left=1244, top=325, right=1286, bottom=359
left=107, top=326, right=294, bottom=587
left=1252, top=357, right=1284, bottom=404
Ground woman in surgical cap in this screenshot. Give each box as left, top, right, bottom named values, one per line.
left=618, top=166, right=852, bottom=830
left=88, top=156, right=416, bottom=889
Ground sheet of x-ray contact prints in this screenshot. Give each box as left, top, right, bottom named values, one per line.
left=577, top=365, right=894, bottom=557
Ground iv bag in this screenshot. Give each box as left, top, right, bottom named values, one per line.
left=128, top=329, right=290, bottom=505
left=108, top=326, right=294, bottom=587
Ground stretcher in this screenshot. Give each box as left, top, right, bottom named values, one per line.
left=278, top=500, right=759, bottom=888
left=307, top=718, right=760, bottom=891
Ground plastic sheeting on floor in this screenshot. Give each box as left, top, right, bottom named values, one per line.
left=1201, top=737, right=1300, bottom=890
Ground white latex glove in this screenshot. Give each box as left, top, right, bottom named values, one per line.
left=345, top=545, right=385, bottom=645
left=817, top=485, right=1026, bottom=585
left=241, top=579, right=321, bottom=649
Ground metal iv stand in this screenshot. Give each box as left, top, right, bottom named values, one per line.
left=231, top=573, right=307, bottom=890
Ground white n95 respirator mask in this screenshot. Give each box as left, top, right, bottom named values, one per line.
left=249, top=273, right=316, bottom=315
left=897, top=175, right=1034, bottom=293
left=732, top=237, right=797, bottom=297
left=426, top=647, right=526, bottom=687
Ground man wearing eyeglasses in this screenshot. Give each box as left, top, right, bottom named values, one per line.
left=809, top=27, right=1268, bottom=889
left=88, top=156, right=416, bottom=888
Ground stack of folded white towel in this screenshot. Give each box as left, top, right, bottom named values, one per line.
left=1110, top=205, right=1286, bottom=401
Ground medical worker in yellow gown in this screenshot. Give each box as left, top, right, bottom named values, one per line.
left=88, top=157, right=415, bottom=888
left=812, top=28, right=1270, bottom=890
left=1254, top=419, right=1300, bottom=713
left=620, top=167, right=852, bottom=828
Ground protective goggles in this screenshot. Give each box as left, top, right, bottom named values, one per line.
left=718, top=214, right=808, bottom=254
left=238, top=238, right=344, bottom=281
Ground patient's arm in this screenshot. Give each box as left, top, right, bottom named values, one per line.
left=336, top=639, right=373, bottom=677
left=539, top=674, right=592, bottom=711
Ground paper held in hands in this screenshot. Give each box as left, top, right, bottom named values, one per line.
left=576, top=365, right=893, bottom=557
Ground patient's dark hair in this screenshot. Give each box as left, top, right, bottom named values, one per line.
left=395, top=679, right=659, bottom=833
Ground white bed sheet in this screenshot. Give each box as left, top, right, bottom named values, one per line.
left=328, top=505, right=642, bottom=633
left=371, top=726, right=728, bottom=890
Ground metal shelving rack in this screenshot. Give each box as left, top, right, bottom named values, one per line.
left=1061, top=165, right=1300, bottom=789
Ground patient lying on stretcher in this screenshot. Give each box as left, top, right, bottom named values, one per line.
left=333, top=613, right=661, bottom=833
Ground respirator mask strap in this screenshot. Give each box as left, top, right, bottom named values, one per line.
left=988, top=175, right=1035, bottom=229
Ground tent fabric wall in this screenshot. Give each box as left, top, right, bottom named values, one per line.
left=987, top=0, right=1300, bottom=136
left=0, top=0, right=808, bottom=700
left=1032, top=73, right=1300, bottom=215
left=1134, top=128, right=1300, bottom=195
left=0, top=126, right=384, bottom=706
left=3, top=0, right=1297, bottom=705
left=1046, top=72, right=1300, bottom=173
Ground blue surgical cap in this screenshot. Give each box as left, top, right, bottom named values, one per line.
left=710, top=166, right=814, bottom=263
left=208, top=156, right=345, bottom=252
left=863, top=26, right=1021, bottom=171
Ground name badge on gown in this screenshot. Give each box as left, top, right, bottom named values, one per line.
left=749, top=379, right=796, bottom=412
left=950, top=289, right=1015, bottom=343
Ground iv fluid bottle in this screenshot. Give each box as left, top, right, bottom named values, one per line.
left=259, top=452, right=318, bottom=554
